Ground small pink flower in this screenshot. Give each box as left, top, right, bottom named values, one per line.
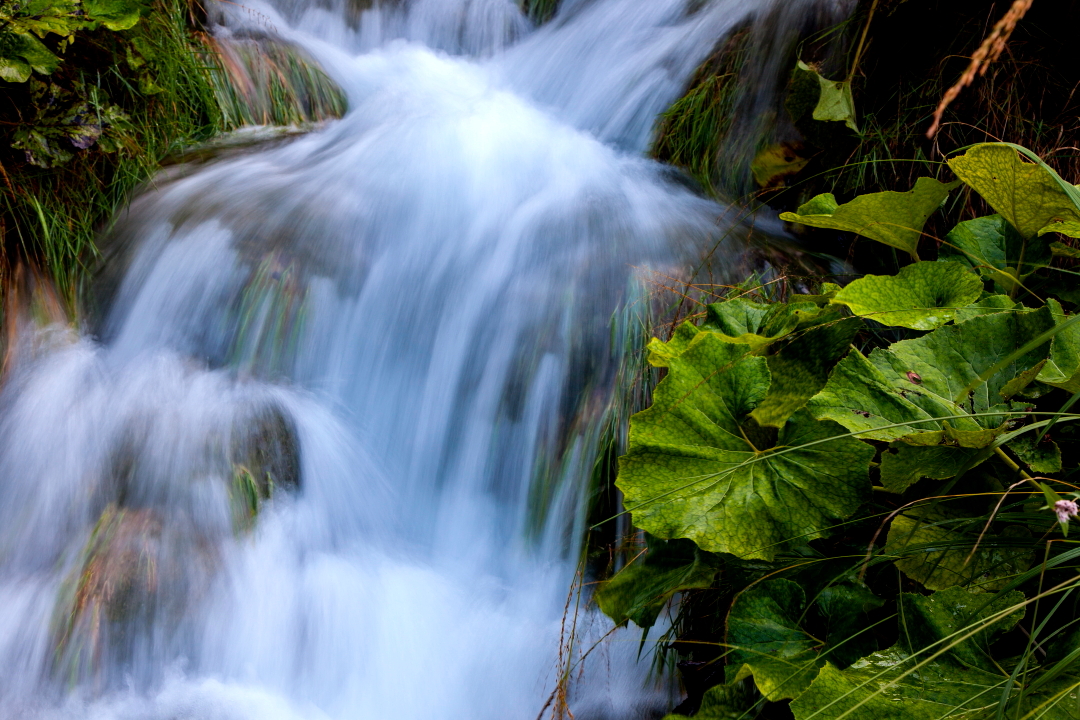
left=1054, top=499, right=1079, bottom=525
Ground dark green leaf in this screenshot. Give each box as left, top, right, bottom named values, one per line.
left=885, top=510, right=1035, bottom=591
left=750, top=315, right=863, bottom=428
left=939, top=214, right=1052, bottom=291
left=595, top=538, right=718, bottom=630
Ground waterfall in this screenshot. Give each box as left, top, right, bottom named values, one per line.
left=0, top=1, right=813, bottom=717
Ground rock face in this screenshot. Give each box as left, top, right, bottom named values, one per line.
left=229, top=402, right=301, bottom=531
left=49, top=400, right=302, bottom=685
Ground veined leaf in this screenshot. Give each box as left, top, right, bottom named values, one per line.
left=939, top=214, right=1051, bottom=291
left=595, top=538, right=718, bottom=631
left=661, top=683, right=757, bottom=720
left=617, top=328, right=873, bottom=561
left=727, top=579, right=823, bottom=701
left=749, top=315, right=863, bottom=428
left=831, top=261, right=982, bottom=330
left=0, top=30, right=61, bottom=80
left=791, top=588, right=1028, bottom=720
left=791, top=60, right=858, bottom=133
left=886, top=511, right=1035, bottom=591
left=1008, top=433, right=1063, bottom=473
left=697, top=298, right=831, bottom=353
left=1037, top=298, right=1080, bottom=392
left=83, top=0, right=147, bottom=30
left=879, top=443, right=987, bottom=493
left=779, top=178, right=959, bottom=258
left=948, top=143, right=1080, bottom=239
left=809, top=307, right=1055, bottom=440
left=954, top=294, right=1017, bottom=324
left=727, top=579, right=883, bottom=702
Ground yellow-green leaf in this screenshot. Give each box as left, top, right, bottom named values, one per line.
left=780, top=177, right=959, bottom=257
left=948, top=143, right=1080, bottom=239
left=831, top=261, right=982, bottom=330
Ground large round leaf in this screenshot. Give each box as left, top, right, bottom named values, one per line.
left=616, top=330, right=873, bottom=561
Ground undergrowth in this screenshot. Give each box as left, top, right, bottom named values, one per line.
left=0, top=0, right=347, bottom=310
left=593, top=143, right=1080, bottom=720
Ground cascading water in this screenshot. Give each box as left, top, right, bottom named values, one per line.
left=0, top=1, right=815, bottom=717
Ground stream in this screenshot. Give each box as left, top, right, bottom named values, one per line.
left=0, top=1, right=809, bottom=717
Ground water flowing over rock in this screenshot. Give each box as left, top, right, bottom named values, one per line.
left=0, top=0, right=818, bottom=717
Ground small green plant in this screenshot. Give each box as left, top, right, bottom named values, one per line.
left=598, top=142, right=1080, bottom=719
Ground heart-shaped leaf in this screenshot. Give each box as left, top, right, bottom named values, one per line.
left=831, top=261, right=982, bottom=330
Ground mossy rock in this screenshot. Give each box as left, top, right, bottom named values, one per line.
left=228, top=402, right=301, bottom=530
left=51, top=504, right=163, bottom=678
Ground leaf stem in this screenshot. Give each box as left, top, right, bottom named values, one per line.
left=992, top=445, right=1040, bottom=489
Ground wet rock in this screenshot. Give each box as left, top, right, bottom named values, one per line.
left=228, top=402, right=301, bottom=531
left=51, top=504, right=162, bottom=678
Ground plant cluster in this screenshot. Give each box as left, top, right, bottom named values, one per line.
left=596, top=143, right=1080, bottom=719
left=0, top=0, right=224, bottom=296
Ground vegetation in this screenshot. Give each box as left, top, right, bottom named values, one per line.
left=0, top=0, right=345, bottom=309
left=0, top=0, right=223, bottom=299
left=595, top=142, right=1080, bottom=719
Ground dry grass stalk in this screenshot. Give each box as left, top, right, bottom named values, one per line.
left=927, top=0, right=1035, bottom=138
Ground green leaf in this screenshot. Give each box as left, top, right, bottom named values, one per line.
left=0, top=55, right=31, bottom=82
left=1050, top=240, right=1080, bottom=257
left=0, top=30, right=61, bottom=79
left=727, top=579, right=882, bottom=701
left=791, top=655, right=1002, bottom=720
left=831, top=261, right=982, bottom=330
left=727, top=579, right=823, bottom=701
left=750, top=315, right=863, bottom=428
left=661, top=683, right=757, bottom=720
left=779, top=178, right=959, bottom=258
left=805, top=63, right=858, bottom=133
left=791, top=588, right=1028, bottom=720
left=617, top=329, right=873, bottom=561
left=810, top=307, right=1056, bottom=441
left=901, top=586, right=1026, bottom=671
left=879, top=443, right=987, bottom=493
left=940, top=214, right=1052, bottom=291
left=948, top=144, right=1080, bottom=239
left=954, top=294, right=1017, bottom=324
left=595, top=538, right=718, bottom=631
left=808, top=348, right=961, bottom=442
left=885, top=511, right=1035, bottom=591
left=698, top=298, right=829, bottom=352
left=83, top=0, right=146, bottom=30
left=1008, top=434, right=1062, bottom=474
left=1037, top=299, right=1080, bottom=392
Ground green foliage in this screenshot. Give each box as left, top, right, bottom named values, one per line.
left=789, top=61, right=858, bottom=134
left=0, top=0, right=148, bottom=83
left=595, top=538, right=719, bottom=631
left=599, top=143, right=1080, bottom=719
left=726, top=579, right=882, bottom=701
left=615, top=322, right=873, bottom=561
left=779, top=178, right=960, bottom=260
left=885, top=510, right=1034, bottom=591
left=830, top=261, right=983, bottom=330
left=791, top=589, right=1031, bottom=720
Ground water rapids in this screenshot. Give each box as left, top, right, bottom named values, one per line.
left=0, top=1, right=818, bottom=717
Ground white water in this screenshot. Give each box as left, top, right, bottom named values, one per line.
left=0, top=1, right=807, bottom=718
